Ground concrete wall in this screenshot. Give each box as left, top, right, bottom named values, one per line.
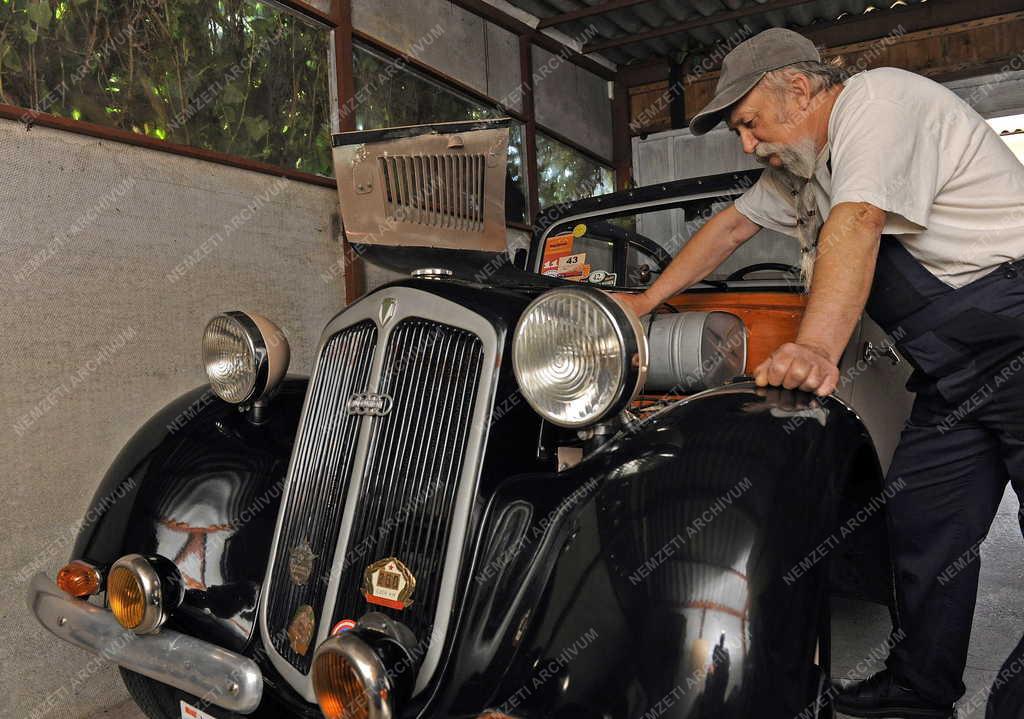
left=352, top=0, right=523, bottom=113
left=533, top=46, right=613, bottom=161
left=0, top=118, right=348, bottom=719
left=351, top=0, right=614, bottom=161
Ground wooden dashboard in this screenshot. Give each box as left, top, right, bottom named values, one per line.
left=631, top=290, right=808, bottom=409
left=663, top=291, right=808, bottom=373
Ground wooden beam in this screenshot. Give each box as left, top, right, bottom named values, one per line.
left=585, top=0, right=817, bottom=53
left=537, top=0, right=653, bottom=29
left=334, top=2, right=356, bottom=131
left=617, top=59, right=672, bottom=87
left=449, top=0, right=616, bottom=80
left=590, top=0, right=1024, bottom=55
left=273, top=0, right=337, bottom=27
left=799, top=0, right=1024, bottom=48
left=332, top=0, right=364, bottom=305
left=611, top=78, right=632, bottom=190
left=520, top=35, right=541, bottom=225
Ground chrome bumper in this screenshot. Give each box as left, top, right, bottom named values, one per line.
left=27, top=573, right=263, bottom=713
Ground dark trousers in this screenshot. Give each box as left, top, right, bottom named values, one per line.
left=884, top=362, right=1024, bottom=705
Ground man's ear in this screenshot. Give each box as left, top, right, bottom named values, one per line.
left=791, top=72, right=813, bottom=110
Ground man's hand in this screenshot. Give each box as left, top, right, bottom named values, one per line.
left=753, top=341, right=840, bottom=397
left=608, top=291, right=655, bottom=317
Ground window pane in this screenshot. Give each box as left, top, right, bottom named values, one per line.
left=536, top=133, right=613, bottom=209
left=298, top=0, right=332, bottom=14
left=352, top=42, right=527, bottom=222
left=2, top=0, right=333, bottom=175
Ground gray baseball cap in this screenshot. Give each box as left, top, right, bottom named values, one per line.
left=689, top=28, right=820, bottom=136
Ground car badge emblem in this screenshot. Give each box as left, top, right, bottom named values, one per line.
left=379, top=297, right=397, bottom=326
left=346, top=392, right=393, bottom=416
left=363, top=557, right=416, bottom=610
left=288, top=539, right=316, bottom=586
left=287, top=605, right=315, bottom=656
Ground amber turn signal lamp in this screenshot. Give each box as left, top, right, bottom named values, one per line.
left=313, top=649, right=372, bottom=719
left=107, top=554, right=183, bottom=634
left=56, top=560, right=101, bottom=598
left=108, top=564, right=147, bottom=630
left=312, top=615, right=419, bottom=719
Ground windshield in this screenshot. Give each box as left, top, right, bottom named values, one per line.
left=538, top=192, right=801, bottom=289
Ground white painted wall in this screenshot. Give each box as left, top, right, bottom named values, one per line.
left=0, top=118, right=348, bottom=719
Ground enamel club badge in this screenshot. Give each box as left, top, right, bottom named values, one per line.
left=362, top=557, right=415, bottom=610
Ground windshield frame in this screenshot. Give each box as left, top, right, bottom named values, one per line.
left=528, top=168, right=803, bottom=293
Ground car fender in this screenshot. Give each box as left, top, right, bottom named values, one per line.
left=71, top=377, right=308, bottom=654
left=441, top=381, right=889, bottom=718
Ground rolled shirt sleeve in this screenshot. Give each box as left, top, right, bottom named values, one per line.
left=733, top=169, right=800, bottom=239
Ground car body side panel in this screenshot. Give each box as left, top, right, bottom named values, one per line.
left=429, top=383, right=888, bottom=718
left=71, top=378, right=308, bottom=654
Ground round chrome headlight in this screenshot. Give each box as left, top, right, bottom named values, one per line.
left=202, top=311, right=290, bottom=404
left=512, top=287, right=648, bottom=428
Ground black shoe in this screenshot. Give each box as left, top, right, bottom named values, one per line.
left=832, top=670, right=955, bottom=718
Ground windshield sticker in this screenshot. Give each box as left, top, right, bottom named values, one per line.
left=573, top=223, right=587, bottom=238
left=564, top=264, right=591, bottom=282
left=542, top=233, right=574, bottom=267
left=543, top=251, right=588, bottom=278
left=588, top=270, right=617, bottom=286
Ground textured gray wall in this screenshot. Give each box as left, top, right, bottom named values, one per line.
left=351, top=0, right=614, bottom=161
left=532, top=45, right=613, bottom=161
left=352, top=0, right=523, bottom=113
left=0, top=118, right=347, bottom=719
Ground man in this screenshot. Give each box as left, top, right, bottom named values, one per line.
left=614, top=27, right=1024, bottom=718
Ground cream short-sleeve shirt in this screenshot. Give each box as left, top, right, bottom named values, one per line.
left=733, top=67, right=1024, bottom=289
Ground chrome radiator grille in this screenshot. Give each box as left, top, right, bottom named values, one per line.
left=262, top=295, right=493, bottom=690
left=266, top=321, right=376, bottom=670
left=331, top=318, right=484, bottom=640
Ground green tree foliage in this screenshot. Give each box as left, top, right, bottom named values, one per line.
left=536, top=132, right=613, bottom=209
left=0, top=0, right=332, bottom=175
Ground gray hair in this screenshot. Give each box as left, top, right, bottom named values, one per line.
left=762, top=60, right=850, bottom=97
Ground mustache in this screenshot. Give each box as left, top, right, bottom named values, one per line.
left=753, top=141, right=817, bottom=178
left=754, top=142, right=786, bottom=162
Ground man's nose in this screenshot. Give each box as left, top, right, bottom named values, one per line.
left=738, top=129, right=757, bottom=155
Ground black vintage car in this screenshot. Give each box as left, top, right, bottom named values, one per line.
left=31, top=120, right=915, bottom=719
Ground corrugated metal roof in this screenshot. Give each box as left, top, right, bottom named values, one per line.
left=504, top=0, right=925, bottom=67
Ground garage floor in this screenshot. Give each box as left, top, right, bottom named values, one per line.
left=93, top=488, right=1021, bottom=719
left=833, top=484, right=1023, bottom=718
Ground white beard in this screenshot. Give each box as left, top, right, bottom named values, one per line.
left=757, top=145, right=829, bottom=291
left=754, top=137, right=819, bottom=180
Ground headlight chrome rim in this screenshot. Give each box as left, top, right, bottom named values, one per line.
left=312, top=632, right=394, bottom=719
left=512, top=286, right=648, bottom=428
left=202, top=311, right=271, bottom=405
left=108, top=554, right=166, bottom=635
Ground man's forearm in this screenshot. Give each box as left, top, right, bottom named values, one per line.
left=643, top=205, right=758, bottom=308
left=796, top=203, right=884, bottom=363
